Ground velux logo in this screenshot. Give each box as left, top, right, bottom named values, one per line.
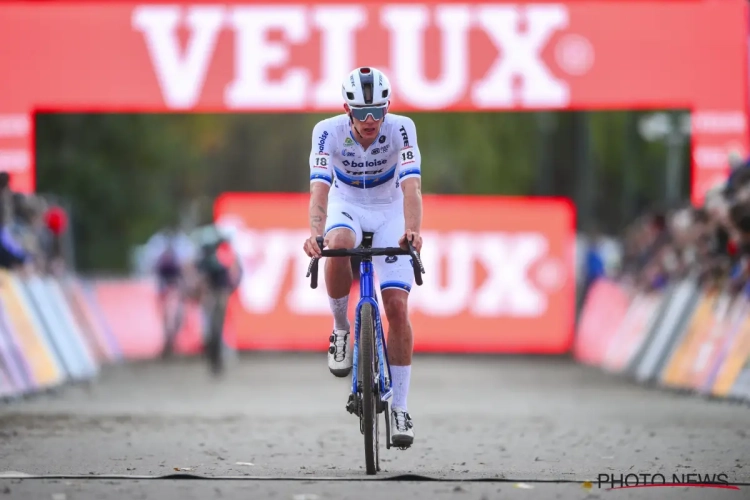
left=587, top=472, right=739, bottom=491
left=131, top=3, right=576, bottom=109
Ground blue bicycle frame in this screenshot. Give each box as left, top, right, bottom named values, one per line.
left=306, top=234, right=425, bottom=407
left=351, top=258, right=392, bottom=405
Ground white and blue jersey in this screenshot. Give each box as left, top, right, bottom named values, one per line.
left=309, top=113, right=422, bottom=206
left=308, top=113, right=422, bottom=294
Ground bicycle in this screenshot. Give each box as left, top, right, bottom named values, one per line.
left=159, top=279, right=186, bottom=359
left=306, top=232, right=425, bottom=475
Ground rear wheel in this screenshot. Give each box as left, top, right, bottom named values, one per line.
left=359, top=302, right=379, bottom=475
left=206, top=291, right=228, bottom=375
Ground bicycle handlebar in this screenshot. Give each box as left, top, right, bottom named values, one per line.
left=306, top=236, right=425, bottom=289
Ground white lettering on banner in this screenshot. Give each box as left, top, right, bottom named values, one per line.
left=694, top=146, right=730, bottom=169
left=214, top=217, right=563, bottom=318
left=134, top=4, right=578, bottom=110
left=692, top=111, right=747, bottom=135
left=0, top=115, right=31, bottom=138
left=0, top=150, right=30, bottom=172
left=226, top=7, right=309, bottom=108
left=132, top=6, right=225, bottom=109
left=472, top=4, right=569, bottom=107
left=471, top=232, right=547, bottom=316
left=286, top=236, right=331, bottom=314
left=313, top=7, right=368, bottom=107
left=381, top=5, right=471, bottom=109
left=411, top=231, right=475, bottom=316
left=233, top=227, right=292, bottom=314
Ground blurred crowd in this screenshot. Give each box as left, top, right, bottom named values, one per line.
left=587, top=151, right=750, bottom=296
left=0, top=171, right=69, bottom=276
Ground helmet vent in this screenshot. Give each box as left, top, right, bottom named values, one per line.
left=382, top=89, right=389, bottom=98
left=346, top=92, right=355, bottom=100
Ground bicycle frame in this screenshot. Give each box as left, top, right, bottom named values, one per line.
left=351, top=257, right=393, bottom=405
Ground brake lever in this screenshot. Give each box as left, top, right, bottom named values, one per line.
left=307, top=236, right=326, bottom=289
left=408, top=238, right=425, bottom=274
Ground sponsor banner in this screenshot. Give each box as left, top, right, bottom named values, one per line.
left=712, top=302, right=750, bottom=398
left=0, top=0, right=747, bottom=202
left=729, top=353, right=750, bottom=401
left=90, top=278, right=205, bottom=359
left=0, top=271, right=64, bottom=388
left=574, top=278, right=632, bottom=365
left=21, top=276, right=89, bottom=380
left=601, top=292, right=662, bottom=374
left=633, top=278, right=701, bottom=384
left=60, top=277, right=110, bottom=364
left=43, top=277, right=100, bottom=377
left=687, top=292, right=743, bottom=392
left=702, top=294, right=750, bottom=395
left=215, top=193, right=576, bottom=353
left=0, top=300, right=33, bottom=395
left=76, top=279, right=124, bottom=362
left=659, top=288, right=721, bottom=389
left=0, top=271, right=122, bottom=402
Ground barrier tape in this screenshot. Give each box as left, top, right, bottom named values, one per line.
left=575, top=277, right=750, bottom=403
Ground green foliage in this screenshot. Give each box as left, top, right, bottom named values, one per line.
left=36, top=110, right=685, bottom=273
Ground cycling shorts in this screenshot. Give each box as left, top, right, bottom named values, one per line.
left=324, top=200, right=413, bottom=294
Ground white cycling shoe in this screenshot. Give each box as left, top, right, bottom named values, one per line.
left=328, top=329, right=352, bottom=377
left=390, top=407, right=414, bottom=448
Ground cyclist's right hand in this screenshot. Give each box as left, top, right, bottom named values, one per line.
left=304, top=235, right=327, bottom=258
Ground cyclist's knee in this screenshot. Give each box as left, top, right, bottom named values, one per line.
left=326, top=228, right=356, bottom=250
left=382, top=290, right=409, bottom=328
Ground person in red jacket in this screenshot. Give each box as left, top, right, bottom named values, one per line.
left=43, top=204, right=68, bottom=275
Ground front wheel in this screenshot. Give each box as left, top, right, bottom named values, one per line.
left=206, top=290, right=228, bottom=375
left=359, top=302, right=379, bottom=475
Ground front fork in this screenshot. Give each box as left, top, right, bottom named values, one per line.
left=346, top=300, right=392, bottom=430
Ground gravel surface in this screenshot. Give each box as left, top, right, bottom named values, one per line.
left=0, top=352, right=747, bottom=499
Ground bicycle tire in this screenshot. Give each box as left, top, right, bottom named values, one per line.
left=359, top=302, right=379, bottom=475
left=206, top=292, right=227, bottom=375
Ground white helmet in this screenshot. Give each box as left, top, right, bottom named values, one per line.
left=341, top=67, right=391, bottom=108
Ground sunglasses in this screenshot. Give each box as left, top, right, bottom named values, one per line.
left=350, top=105, right=387, bottom=121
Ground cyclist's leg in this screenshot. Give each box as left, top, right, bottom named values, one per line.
left=324, top=200, right=363, bottom=377
left=372, top=206, right=415, bottom=446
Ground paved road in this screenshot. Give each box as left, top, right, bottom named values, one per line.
left=0, top=353, right=747, bottom=499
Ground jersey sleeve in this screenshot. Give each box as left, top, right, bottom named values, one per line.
left=309, top=121, right=334, bottom=186
left=394, top=117, right=422, bottom=183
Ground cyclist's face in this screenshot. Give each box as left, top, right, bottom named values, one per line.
left=345, top=103, right=385, bottom=142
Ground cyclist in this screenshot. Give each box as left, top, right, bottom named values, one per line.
left=190, top=224, right=243, bottom=374
left=302, top=66, right=423, bottom=449
left=144, top=225, right=194, bottom=357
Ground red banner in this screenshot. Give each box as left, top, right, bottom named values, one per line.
left=213, top=193, right=575, bottom=353
left=1, top=0, right=747, bottom=203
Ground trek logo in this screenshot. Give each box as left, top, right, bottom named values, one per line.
left=317, top=131, right=329, bottom=153
left=399, top=126, right=409, bottom=147
left=345, top=168, right=385, bottom=175
left=346, top=158, right=388, bottom=169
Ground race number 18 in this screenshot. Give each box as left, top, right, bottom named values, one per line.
left=400, top=147, right=415, bottom=165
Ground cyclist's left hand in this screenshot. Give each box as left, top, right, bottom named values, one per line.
left=399, top=229, right=422, bottom=253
